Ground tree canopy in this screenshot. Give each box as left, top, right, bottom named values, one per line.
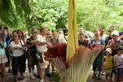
left=0, top=0, right=123, bottom=32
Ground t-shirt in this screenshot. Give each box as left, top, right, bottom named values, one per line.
left=108, top=40, right=123, bottom=56
left=27, top=36, right=37, bottom=56
left=104, top=56, right=113, bottom=69
left=5, top=34, right=11, bottom=48
left=59, top=36, right=67, bottom=43
left=36, top=35, right=47, bottom=53
left=114, top=54, right=123, bottom=68
left=100, top=34, right=107, bottom=41
left=10, top=40, right=24, bottom=57
left=90, top=39, right=105, bottom=45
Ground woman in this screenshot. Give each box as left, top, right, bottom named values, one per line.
left=50, top=31, right=59, bottom=44
left=17, top=30, right=26, bottom=77
left=27, top=31, right=38, bottom=79
left=17, top=30, right=26, bottom=44
left=0, top=27, right=7, bottom=82
left=90, top=30, right=105, bottom=80
left=9, top=33, right=25, bottom=82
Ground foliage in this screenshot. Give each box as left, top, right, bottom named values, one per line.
left=51, top=72, right=61, bottom=82
left=0, top=0, right=30, bottom=22
left=0, top=0, right=123, bottom=32
left=0, top=0, right=30, bottom=31
left=25, top=0, right=68, bottom=31
left=76, top=0, right=123, bottom=31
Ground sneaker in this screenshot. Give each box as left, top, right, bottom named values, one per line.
left=101, top=71, right=105, bottom=76
left=92, top=75, right=96, bottom=79
left=39, top=80, right=44, bottom=82
left=92, top=74, right=96, bottom=79
left=30, top=73, right=35, bottom=80
left=97, top=76, right=101, bottom=80
left=97, top=73, right=101, bottom=80
left=36, top=75, right=40, bottom=78
left=22, top=72, right=26, bottom=77
left=8, top=68, right=12, bottom=73
left=97, top=77, right=101, bottom=80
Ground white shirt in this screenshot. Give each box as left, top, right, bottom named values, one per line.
left=36, top=34, right=47, bottom=53
left=114, top=54, right=123, bottom=68
left=10, top=41, right=24, bottom=57
left=59, top=35, right=67, bottom=43
left=101, top=34, right=107, bottom=41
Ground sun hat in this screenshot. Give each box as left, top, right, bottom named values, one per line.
left=106, top=48, right=112, bottom=54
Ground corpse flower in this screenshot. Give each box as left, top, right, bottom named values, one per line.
left=44, top=43, right=104, bottom=82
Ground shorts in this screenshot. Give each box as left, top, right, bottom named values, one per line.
left=40, top=53, right=49, bottom=69
left=28, top=51, right=38, bottom=67
left=113, top=68, right=123, bottom=75
left=28, top=55, right=37, bottom=67
left=104, top=69, right=112, bottom=73
left=0, top=55, right=8, bottom=64
left=40, top=61, right=49, bottom=68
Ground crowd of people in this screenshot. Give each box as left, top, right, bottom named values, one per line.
left=0, top=26, right=123, bottom=82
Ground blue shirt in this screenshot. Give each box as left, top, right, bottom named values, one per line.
left=5, top=34, right=11, bottom=48
left=90, top=39, right=105, bottom=63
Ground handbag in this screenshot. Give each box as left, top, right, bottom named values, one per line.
left=36, top=53, right=44, bottom=63
left=20, top=40, right=28, bottom=58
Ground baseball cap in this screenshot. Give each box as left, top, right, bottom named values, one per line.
left=111, top=30, right=119, bottom=36
left=119, top=32, right=123, bottom=36
left=106, top=48, right=112, bottom=54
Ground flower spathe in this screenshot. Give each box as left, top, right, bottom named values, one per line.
left=44, top=43, right=104, bottom=82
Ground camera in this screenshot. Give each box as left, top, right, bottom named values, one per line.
left=0, top=42, right=4, bottom=48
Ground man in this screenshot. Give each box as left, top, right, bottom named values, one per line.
left=106, top=30, right=123, bottom=56
left=32, top=27, right=51, bottom=82
left=51, top=31, right=59, bottom=44
left=78, top=33, right=89, bottom=47
left=79, top=26, right=90, bottom=40
left=105, top=26, right=115, bottom=45
left=99, top=27, right=107, bottom=41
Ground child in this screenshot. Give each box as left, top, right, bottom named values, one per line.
left=0, top=28, right=7, bottom=82
left=114, top=46, right=123, bottom=82
left=102, top=48, right=113, bottom=82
